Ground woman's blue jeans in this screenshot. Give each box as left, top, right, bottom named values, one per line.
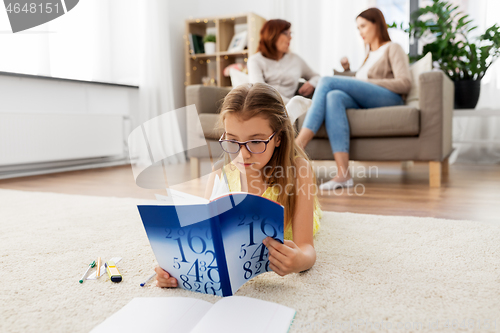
left=302, top=76, right=404, bottom=153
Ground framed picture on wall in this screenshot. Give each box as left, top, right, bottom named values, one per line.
left=227, top=30, right=248, bottom=53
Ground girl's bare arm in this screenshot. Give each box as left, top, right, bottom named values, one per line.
left=264, top=157, right=317, bottom=275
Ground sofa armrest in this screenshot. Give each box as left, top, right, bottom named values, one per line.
left=417, top=71, right=454, bottom=161
left=333, top=69, right=356, bottom=77
left=185, top=84, right=232, bottom=115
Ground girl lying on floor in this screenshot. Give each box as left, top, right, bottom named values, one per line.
left=156, top=82, right=322, bottom=288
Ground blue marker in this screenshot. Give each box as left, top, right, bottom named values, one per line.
left=140, top=273, right=157, bottom=287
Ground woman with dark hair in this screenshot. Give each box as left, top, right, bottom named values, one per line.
left=247, top=19, right=319, bottom=121
left=295, top=8, right=412, bottom=190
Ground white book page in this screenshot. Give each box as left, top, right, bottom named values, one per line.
left=90, top=297, right=213, bottom=333
left=155, top=169, right=232, bottom=206
left=190, top=296, right=295, bottom=333
left=209, top=174, right=231, bottom=201
left=155, top=188, right=209, bottom=205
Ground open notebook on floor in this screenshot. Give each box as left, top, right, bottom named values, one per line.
left=90, top=296, right=296, bottom=333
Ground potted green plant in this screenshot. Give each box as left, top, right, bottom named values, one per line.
left=203, top=34, right=216, bottom=55
left=391, top=0, right=500, bottom=109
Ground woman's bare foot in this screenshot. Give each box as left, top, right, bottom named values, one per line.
left=332, top=174, right=352, bottom=182
left=295, top=128, right=315, bottom=149
left=318, top=152, right=353, bottom=190
left=319, top=175, right=354, bottom=190
left=295, top=138, right=306, bottom=150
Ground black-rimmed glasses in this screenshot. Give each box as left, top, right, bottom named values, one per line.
left=219, top=132, right=277, bottom=154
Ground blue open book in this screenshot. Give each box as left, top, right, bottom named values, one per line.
left=137, top=191, right=284, bottom=297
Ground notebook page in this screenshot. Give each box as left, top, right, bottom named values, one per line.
left=90, top=297, right=213, bottom=333
left=190, top=296, right=295, bottom=333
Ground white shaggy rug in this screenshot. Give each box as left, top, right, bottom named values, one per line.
left=0, top=189, right=499, bottom=333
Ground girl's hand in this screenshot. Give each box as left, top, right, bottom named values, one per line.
left=154, top=266, right=178, bottom=288
left=263, top=237, right=305, bottom=276
left=340, top=57, right=350, bottom=71
left=298, top=81, right=315, bottom=97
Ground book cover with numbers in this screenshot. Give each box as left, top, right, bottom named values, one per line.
left=137, top=192, right=284, bottom=297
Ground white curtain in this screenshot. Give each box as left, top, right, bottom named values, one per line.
left=0, top=0, right=139, bottom=85
left=449, top=0, right=500, bottom=164
left=463, top=0, right=500, bottom=111
left=134, top=0, right=186, bottom=170
left=269, top=0, right=370, bottom=76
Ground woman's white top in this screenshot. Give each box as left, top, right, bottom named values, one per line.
left=247, top=52, right=320, bottom=104
left=355, top=42, right=392, bottom=80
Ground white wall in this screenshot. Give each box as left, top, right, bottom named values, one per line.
left=164, top=0, right=273, bottom=151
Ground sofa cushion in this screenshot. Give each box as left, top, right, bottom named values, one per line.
left=185, top=85, right=232, bottom=114
left=229, top=68, right=250, bottom=88
left=199, top=113, right=224, bottom=140
left=406, top=52, right=433, bottom=109
left=297, top=106, right=420, bottom=138
left=202, top=106, right=420, bottom=140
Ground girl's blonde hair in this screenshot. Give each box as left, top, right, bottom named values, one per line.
left=217, top=83, right=318, bottom=230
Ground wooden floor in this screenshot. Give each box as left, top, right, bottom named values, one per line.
left=1, top=160, right=499, bottom=225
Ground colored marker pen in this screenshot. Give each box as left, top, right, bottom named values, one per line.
left=105, top=261, right=122, bottom=283
left=140, top=273, right=156, bottom=287
left=79, top=260, right=96, bottom=283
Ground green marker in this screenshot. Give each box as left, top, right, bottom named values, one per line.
left=79, top=260, right=96, bottom=283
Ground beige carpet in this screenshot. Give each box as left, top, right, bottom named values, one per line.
left=1, top=189, right=499, bottom=333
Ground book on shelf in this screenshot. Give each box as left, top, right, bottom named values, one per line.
left=136, top=184, right=285, bottom=297
left=90, top=296, right=296, bottom=333
left=188, top=33, right=195, bottom=55
left=188, top=33, right=205, bottom=54
left=196, top=34, right=205, bottom=54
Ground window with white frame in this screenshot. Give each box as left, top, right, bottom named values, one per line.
left=0, top=0, right=140, bottom=85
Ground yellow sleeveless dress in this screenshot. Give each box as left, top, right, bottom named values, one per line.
left=222, top=163, right=322, bottom=241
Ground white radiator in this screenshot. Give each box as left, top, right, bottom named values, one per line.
left=0, top=113, right=125, bottom=166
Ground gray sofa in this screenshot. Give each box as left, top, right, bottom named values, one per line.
left=186, top=71, right=453, bottom=187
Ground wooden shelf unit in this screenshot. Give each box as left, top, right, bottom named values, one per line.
left=184, top=13, right=266, bottom=87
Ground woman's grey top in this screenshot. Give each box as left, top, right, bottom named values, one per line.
left=247, top=51, right=320, bottom=104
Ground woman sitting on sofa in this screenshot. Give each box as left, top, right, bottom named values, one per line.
left=295, top=7, right=412, bottom=190
left=247, top=19, right=319, bottom=122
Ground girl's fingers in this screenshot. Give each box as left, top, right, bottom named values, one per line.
left=158, top=276, right=174, bottom=283
left=157, top=277, right=178, bottom=288
left=269, top=262, right=285, bottom=276
left=155, top=266, right=169, bottom=277
left=265, top=237, right=292, bottom=257
left=267, top=243, right=287, bottom=264
left=154, top=266, right=178, bottom=287
left=157, top=275, right=176, bottom=283
left=268, top=254, right=285, bottom=272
